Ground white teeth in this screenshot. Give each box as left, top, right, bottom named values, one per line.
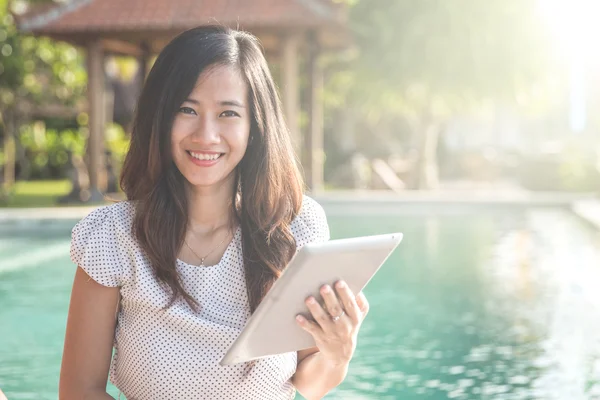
left=189, top=152, right=221, bottom=161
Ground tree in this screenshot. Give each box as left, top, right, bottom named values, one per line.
left=0, top=0, right=86, bottom=193
left=326, top=0, right=558, bottom=189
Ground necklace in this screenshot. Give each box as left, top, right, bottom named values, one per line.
left=184, top=229, right=231, bottom=267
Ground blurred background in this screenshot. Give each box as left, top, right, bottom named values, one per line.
left=2, top=0, right=600, bottom=399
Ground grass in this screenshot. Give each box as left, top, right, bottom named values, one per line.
left=2, top=180, right=73, bottom=208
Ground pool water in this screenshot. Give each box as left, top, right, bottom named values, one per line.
left=2, top=207, right=600, bottom=399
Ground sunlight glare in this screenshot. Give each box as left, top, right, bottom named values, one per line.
left=538, top=0, right=600, bottom=61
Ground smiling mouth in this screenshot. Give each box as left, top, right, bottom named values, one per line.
left=187, top=151, right=224, bottom=161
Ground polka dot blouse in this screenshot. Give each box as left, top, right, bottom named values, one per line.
left=69, top=196, right=330, bottom=400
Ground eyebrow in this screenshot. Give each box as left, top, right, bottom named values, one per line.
left=184, top=98, right=245, bottom=108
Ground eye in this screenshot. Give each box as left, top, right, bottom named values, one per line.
left=179, top=106, right=197, bottom=115
left=220, top=110, right=240, bottom=118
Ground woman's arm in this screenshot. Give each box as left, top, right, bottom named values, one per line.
left=292, top=347, right=348, bottom=400
left=292, top=281, right=370, bottom=400
left=59, top=267, right=120, bottom=400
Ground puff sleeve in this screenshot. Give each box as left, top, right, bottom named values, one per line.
left=291, top=195, right=330, bottom=250
left=70, top=205, right=128, bottom=287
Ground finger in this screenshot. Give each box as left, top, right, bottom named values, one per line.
left=356, top=292, right=370, bottom=316
left=296, top=314, right=322, bottom=336
left=335, top=281, right=362, bottom=323
left=321, top=284, right=345, bottom=321
left=305, top=296, right=333, bottom=330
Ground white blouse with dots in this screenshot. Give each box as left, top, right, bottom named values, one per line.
left=69, top=195, right=330, bottom=400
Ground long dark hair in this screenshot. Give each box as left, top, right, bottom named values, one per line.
left=120, top=25, right=303, bottom=312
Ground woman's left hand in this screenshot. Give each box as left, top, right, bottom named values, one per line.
left=295, top=280, right=370, bottom=367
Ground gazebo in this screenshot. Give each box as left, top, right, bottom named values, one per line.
left=16, top=0, right=348, bottom=199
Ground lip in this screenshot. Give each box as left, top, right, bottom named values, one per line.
left=186, top=150, right=224, bottom=167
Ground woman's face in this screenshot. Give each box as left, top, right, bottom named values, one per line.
left=171, top=65, right=251, bottom=190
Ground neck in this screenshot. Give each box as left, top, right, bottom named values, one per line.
left=186, top=177, right=236, bottom=235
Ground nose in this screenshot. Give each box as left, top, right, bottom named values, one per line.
left=190, top=115, right=220, bottom=144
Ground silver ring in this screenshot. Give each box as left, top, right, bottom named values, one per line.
left=331, top=311, right=345, bottom=322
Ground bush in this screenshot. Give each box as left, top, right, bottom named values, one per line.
left=14, top=121, right=129, bottom=180
left=518, top=149, right=600, bottom=192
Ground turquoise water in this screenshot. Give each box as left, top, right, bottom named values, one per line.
left=2, top=207, right=600, bottom=399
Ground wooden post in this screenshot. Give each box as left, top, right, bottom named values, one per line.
left=281, top=33, right=301, bottom=151
left=264, top=50, right=280, bottom=86
left=2, top=111, right=16, bottom=192
left=139, top=42, right=151, bottom=82
left=86, top=39, right=106, bottom=201
left=306, top=31, right=324, bottom=193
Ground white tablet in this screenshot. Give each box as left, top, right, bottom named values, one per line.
left=220, top=232, right=403, bottom=365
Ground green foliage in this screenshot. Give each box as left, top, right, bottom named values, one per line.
left=0, top=0, right=86, bottom=109
left=17, top=121, right=129, bottom=179
left=0, top=0, right=90, bottom=183
left=105, top=122, right=130, bottom=165
left=518, top=140, right=600, bottom=192
left=321, top=0, right=565, bottom=190
left=18, top=122, right=84, bottom=178
left=328, top=0, right=557, bottom=119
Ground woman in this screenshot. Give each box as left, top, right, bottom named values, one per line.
left=59, top=25, right=369, bottom=400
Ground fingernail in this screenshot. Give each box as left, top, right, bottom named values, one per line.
left=296, top=315, right=305, bottom=323
left=322, top=285, right=331, bottom=293
left=337, top=281, right=346, bottom=289
left=307, top=297, right=316, bottom=304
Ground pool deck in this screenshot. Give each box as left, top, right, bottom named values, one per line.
left=571, top=199, right=600, bottom=230
left=1, top=189, right=599, bottom=221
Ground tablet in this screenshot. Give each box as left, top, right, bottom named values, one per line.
left=220, top=232, right=403, bottom=365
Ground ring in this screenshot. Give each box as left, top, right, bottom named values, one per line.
left=331, top=311, right=345, bottom=322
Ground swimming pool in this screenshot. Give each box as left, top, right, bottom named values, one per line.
left=2, top=205, right=600, bottom=399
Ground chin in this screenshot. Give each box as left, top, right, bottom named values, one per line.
left=183, top=172, right=236, bottom=189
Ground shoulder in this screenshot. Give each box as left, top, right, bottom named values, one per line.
left=295, top=195, right=328, bottom=230
left=291, top=195, right=330, bottom=247
left=71, top=201, right=136, bottom=263
left=70, top=201, right=136, bottom=287
left=73, top=201, right=135, bottom=237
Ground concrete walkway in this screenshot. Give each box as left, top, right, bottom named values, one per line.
left=0, top=205, right=98, bottom=221
left=572, top=199, right=600, bottom=230
left=1, top=190, right=598, bottom=222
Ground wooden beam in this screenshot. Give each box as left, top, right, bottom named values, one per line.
left=16, top=99, right=85, bottom=119
left=254, top=32, right=280, bottom=53
left=305, top=31, right=324, bottom=193
left=101, top=39, right=143, bottom=57
left=139, top=42, right=152, bottom=81
left=86, top=39, right=107, bottom=200
left=281, top=33, right=301, bottom=151
left=2, top=112, right=16, bottom=191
